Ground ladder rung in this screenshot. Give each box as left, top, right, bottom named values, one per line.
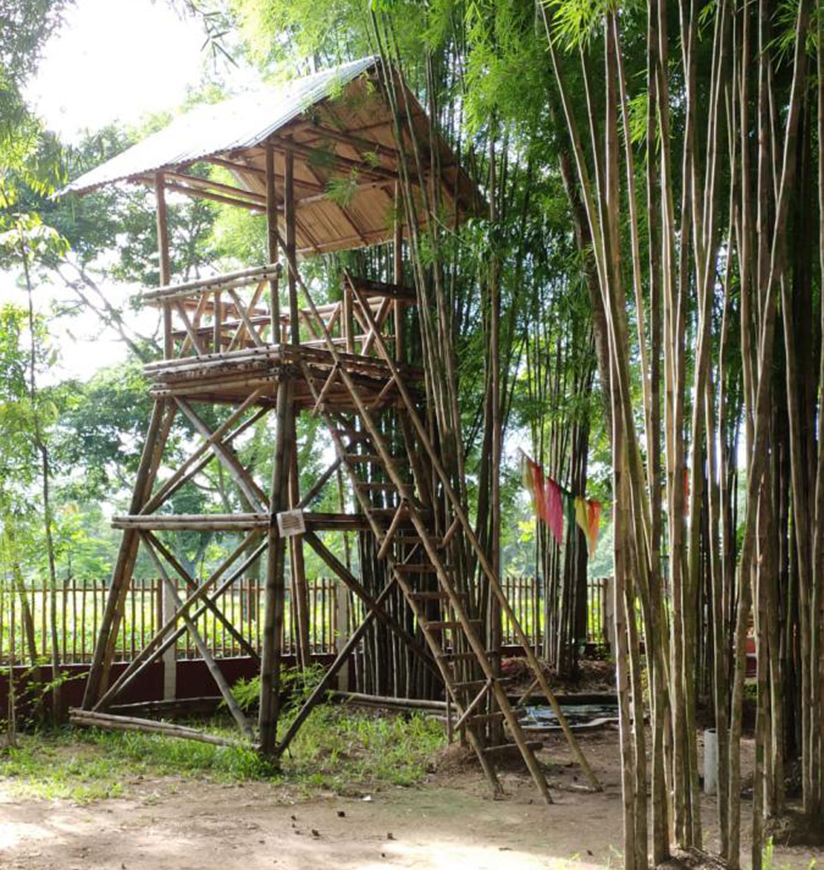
left=333, top=427, right=370, bottom=442
left=453, top=679, right=487, bottom=692
left=355, top=482, right=398, bottom=491
left=483, top=741, right=543, bottom=755
left=452, top=675, right=512, bottom=691
left=394, top=563, right=455, bottom=573
left=395, top=535, right=443, bottom=545
left=346, top=454, right=384, bottom=464
left=408, top=591, right=465, bottom=601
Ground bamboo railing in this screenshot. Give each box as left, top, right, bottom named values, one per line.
left=141, top=266, right=399, bottom=363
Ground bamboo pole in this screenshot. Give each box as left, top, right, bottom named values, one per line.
left=258, top=377, right=290, bottom=755
left=281, top=145, right=310, bottom=667
left=266, top=142, right=280, bottom=337
left=288, top=417, right=311, bottom=668
left=393, top=184, right=404, bottom=363
left=71, top=709, right=253, bottom=748
left=285, top=148, right=299, bottom=346
left=155, top=172, right=173, bottom=359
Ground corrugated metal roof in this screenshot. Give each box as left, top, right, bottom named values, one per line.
left=62, top=56, right=378, bottom=195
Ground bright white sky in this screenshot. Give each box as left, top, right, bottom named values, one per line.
left=25, top=0, right=207, bottom=142
left=7, top=0, right=213, bottom=382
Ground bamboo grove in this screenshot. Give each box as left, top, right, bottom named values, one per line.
left=363, top=0, right=824, bottom=866
left=532, top=0, right=824, bottom=867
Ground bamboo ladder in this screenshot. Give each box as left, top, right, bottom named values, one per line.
left=275, top=260, right=602, bottom=800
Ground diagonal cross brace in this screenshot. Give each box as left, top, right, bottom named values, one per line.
left=176, top=398, right=269, bottom=512
left=142, top=389, right=269, bottom=515
left=140, top=532, right=255, bottom=739
left=95, top=535, right=267, bottom=712
left=146, top=531, right=261, bottom=662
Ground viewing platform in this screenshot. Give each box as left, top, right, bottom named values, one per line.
left=141, top=264, right=423, bottom=408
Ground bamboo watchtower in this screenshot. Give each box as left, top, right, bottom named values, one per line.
left=63, top=57, right=598, bottom=801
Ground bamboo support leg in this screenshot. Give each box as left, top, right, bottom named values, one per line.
left=288, top=416, right=312, bottom=668
left=82, top=400, right=170, bottom=708
left=258, top=380, right=291, bottom=755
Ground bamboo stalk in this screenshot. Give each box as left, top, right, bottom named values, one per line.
left=70, top=708, right=254, bottom=748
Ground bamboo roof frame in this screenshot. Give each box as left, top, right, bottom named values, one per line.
left=62, top=56, right=480, bottom=257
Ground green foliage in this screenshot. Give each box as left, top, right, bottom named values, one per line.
left=229, top=0, right=374, bottom=66
left=283, top=706, right=444, bottom=790
left=230, top=663, right=327, bottom=713
left=52, top=361, right=154, bottom=500
left=0, top=0, right=70, bottom=167
left=0, top=726, right=275, bottom=801
left=325, top=170, right=362, bottom=206
left=543, top=0, right=613, bottom=50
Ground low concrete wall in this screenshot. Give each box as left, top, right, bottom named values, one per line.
left=0, top=653, right=337, bottom=723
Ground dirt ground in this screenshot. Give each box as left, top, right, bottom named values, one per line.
left=0, top=730, right=819, bottom=870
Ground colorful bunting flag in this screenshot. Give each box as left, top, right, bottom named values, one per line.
left=574, top=497, right=589, bottom=544
left=530, top=461, right=548, bottom=524
left=564, top=491, right=576, bottom=531
left=520, top=451, right=536, bottom=510
left=517, top=451, right=603, bottom=557
left=586, top=499, right=602, bottom=556
left=545, top=477, right=564, bottom=546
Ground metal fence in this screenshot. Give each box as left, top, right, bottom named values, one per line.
left=0, top=575, right=611, bottom=666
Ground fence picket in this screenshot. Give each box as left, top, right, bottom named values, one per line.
left=0, top=575, right=612, bottom=666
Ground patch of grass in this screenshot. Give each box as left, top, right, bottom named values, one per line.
left=0, top=737, right=128, bottom=802
left=0, top=706, right=445, bottom=804
left=282, top=706, right=445, bottom=792
left=79, top=727, right=278, bottom=780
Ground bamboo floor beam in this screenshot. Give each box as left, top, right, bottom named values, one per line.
left=111, top=512, right=397, bottom=532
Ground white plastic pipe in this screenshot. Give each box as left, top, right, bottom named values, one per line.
left=704, top=728, right=718, bottom=795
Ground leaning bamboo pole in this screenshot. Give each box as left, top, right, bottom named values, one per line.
left=813, top=4, right=824, bottom=817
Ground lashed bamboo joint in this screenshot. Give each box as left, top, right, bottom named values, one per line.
left=63, top=56, right=598, bottom=801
